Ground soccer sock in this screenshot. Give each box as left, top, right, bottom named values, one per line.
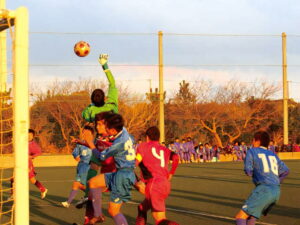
left=85, top=169, right=97, bottom=197
left=236, top=219, right=247, bottom=225
left=67, top=189, right=78, bottom=204
left=113, top=213, right=128, bottom=225
left=90, top=188, right=102, bottom=217
left=85, top=200, right=94, bottom=219
left=247, top=217, right=256, bottom=225
left=35, top=180, right=46, bottom=192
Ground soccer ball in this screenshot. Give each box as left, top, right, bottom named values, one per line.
left=74, top=41, right=90, bottom=57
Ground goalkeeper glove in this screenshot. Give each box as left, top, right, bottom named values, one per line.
left=99, top=54, right=109, bottom=70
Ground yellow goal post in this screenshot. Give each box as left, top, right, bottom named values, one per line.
left=0, top=6, right=29, bottom=225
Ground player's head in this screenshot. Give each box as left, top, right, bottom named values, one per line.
left=28, top=128, right=35, bottom=141
left=234, top=141, right=240, bottom=146
left=102, top=112, right=124, bottom=135
left=91, top=89, right=105, bottom=107
left=145, top=126, right=160, bottom=141
left=95, top=111, right=114, bottom=135
left=175, top=137, right=179, bottom=142
left=187, top=137, right=192, bottom=142
left=253, top=131, right=270, bottom=148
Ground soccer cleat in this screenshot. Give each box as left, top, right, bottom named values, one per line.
left=75, top=197, right=88, bottom=209
left=136, top=206, right=147, bottom=225
left=41, top=188, right=48, bottom=199
left=88, top=215, right=105, bottom=224
left=83, top=216, right=90, bottom=225
left=61, top=201, right=70, bottom=208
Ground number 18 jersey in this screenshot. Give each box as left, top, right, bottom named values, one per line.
left=244, top=147, right=289, bottom=186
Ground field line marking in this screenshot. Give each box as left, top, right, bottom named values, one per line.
left=127, top=201, right=277, bottom=225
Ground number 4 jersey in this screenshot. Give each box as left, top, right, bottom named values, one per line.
left=244, top=147, right=289, bottom=186
left=136, top=141, right=179, bottom=181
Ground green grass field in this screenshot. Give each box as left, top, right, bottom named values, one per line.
left=2, top=160, right=300, bottom=225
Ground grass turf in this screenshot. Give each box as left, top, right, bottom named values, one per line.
left=1, top=160, right=300, bottom=225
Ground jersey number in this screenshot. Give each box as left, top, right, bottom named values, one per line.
left=151, top=147, right=165, bottom=167
left=258, top=153, right=278, bottom=175
left=125, top=139, right=136, bottom=161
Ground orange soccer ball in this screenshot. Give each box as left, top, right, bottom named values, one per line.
left=74, top=41, right=90, bottom=57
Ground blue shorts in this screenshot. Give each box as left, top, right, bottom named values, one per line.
left=75, top=163, right=90, bottom=186
left=105, top=169, right=136, bottom=204
left=242, top=184, right=280, bottom=219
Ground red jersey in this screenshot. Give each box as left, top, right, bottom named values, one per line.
left=136, top=141, right=179, bottom=181
left=95, top=138, right=116, bottom=173
left=28, top=141, right=42, bottom=178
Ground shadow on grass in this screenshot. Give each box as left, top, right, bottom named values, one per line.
left=169, top=188, right=300, bottom=219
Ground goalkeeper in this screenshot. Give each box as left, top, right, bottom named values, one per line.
left=82, top=54, right=118, bottom=123
left=77, top=55, right=118, bottom=224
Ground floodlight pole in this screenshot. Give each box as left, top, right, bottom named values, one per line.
left=282, top=32, right=288, bottom=145
left=158, top=31, right=165, bottom=143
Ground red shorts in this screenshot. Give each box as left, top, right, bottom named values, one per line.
left=28, top=160, right=36, bottom=179
left=144, top=177, right=170, bottom=212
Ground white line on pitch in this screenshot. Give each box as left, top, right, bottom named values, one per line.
left=127, top=201, right=277, bottom=225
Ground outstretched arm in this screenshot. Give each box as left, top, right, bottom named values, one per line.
left=99, top=54, right=118, bottom=112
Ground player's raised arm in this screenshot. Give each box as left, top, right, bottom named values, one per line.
left=99, top=54, right=118, bottom=112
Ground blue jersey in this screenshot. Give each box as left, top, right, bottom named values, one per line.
left=244, top=147, right=289, bottom=186
left=72, top=144, right=92, bottom=164
left=93, top=127, right=135, bottom=169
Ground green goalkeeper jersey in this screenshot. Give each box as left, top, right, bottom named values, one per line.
left=82, top=69, right=118, bottom=122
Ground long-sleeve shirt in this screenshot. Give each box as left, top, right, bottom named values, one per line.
left=82, top=69, right=118, bottom=122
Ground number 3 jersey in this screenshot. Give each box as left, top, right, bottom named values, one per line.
left=92, top=127, right=136, bottom=169
left=244, top=147, right=289, bottom=186
left=136, top=141, right=179, bottom=181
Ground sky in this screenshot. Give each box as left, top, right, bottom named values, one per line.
left=5, top=0, right=300, bottom=101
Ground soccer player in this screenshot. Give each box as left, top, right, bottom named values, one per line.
left=84, top=112, right=136, bottom=225
left=77, top=54, right=119, bottom=209
left=61, top=125, right=93, bottom=208
left=174, top=138, right=183, bottom=163
left=241, top=141, right=248, bottom=160
left=181, top=138, right=188, bottom=163
left=233, top=141, right=243, bottom=161
left=235, top=131, right=289, bottom=225
left=186, top=137, right=197, bottom=162
left=196, top=143, right=204, bottom=163
left=203, top=143, right=211, bottom=162
left=78, top=113, right=117, bottom=224
left=82, top=54, right=118, bottom=123
left=10, top=129, right=48, bottom=199
left=135, top=126, right=179, bottom=225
